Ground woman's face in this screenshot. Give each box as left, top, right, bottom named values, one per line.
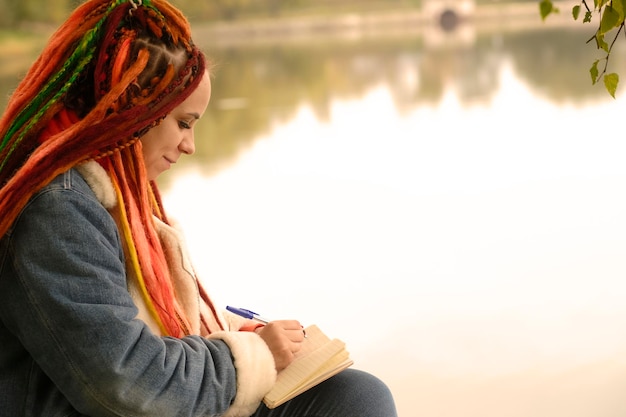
left=140, top=72, right=212, bottom=180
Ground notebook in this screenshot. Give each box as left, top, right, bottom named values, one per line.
left=263, top=324, right=354, bottom=408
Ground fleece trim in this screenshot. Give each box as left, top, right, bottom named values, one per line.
left=75, top=161, right=116, bottom=209
left=209, top=331, right=277, bottom=417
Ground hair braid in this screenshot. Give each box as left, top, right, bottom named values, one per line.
left=0, top=1, right=121, bottom=152
left=0, top=53, right=94, bottom=170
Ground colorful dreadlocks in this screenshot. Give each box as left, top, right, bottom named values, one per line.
left=0, top=0, right=208, bottom=337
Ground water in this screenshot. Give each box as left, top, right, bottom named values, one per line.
left=164, top=67, right=626, bottom=416
left=3, top=16, right=626, bottom=417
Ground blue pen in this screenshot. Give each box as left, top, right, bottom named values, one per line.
left=226, top=306, right=270, bottom=324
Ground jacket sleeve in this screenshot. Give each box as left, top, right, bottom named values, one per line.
left=0, top=171, right=273, bottom=417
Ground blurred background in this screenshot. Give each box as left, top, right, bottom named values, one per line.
left=2, top=1, right=626, bottom=416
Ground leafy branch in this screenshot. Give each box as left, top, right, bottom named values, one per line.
left=540, top=0, right=626, bottom=97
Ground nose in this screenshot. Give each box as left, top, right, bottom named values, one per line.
left=179, top=131, right=195, bottom=155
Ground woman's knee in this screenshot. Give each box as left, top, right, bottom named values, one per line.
left=323, top=369, right=398, bottom=416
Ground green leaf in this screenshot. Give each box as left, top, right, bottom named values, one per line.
left=596, top=33, right=609, bottom=51
left=600, top=5, right=620, bottom=34
left=539, top=0, right=553, bottom=20
left=573, top=5, right=581, bottom=20
left=603, top=73, right=619, bottom=97
left=590, top=60, right=600, bottom=84
left=584, top=10, right=593, bottom=23
left=613, top=0, right=626, bottom=20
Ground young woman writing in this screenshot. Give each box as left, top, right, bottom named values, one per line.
left=0, top=1, right=398, bottom=415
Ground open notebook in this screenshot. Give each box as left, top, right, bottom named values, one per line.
left=263, top=324, right=354, bottom=409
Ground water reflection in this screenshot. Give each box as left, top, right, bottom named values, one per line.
left=165, top=70, right=626, bottom=414
left=147, top=25, right=626, bottom=184
left=2, top=19, right=626, bottom=417
left=162, top=26, right=626, bottom=417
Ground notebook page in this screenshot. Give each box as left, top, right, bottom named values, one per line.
left=264, top=325, right=346, bottom=404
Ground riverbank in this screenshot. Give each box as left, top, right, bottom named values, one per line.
left=0, top=31, right=49, bottom=77
left=193, top=1, right=578, bottom=47
left=0, top=1, right=581, bottom=70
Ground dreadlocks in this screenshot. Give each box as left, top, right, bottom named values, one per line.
left=0, top=0, right=207, bottom=337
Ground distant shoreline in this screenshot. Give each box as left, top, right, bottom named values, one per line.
left=193, top=1, right=579, bottom=47
left=0, top=2, right=581, bottom=52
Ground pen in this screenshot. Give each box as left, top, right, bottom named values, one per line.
left=226, top=305, right=307, bottom=337
left=226, top=306, right=270, bottom=324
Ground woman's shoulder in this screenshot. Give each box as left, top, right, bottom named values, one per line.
left=18, top=162, right=117, bottom=232
left=7, top=163, right=120, bottom=246
left=34, top=161, right=117, bottom=209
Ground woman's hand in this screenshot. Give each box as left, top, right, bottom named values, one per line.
left=255, top=320, right=305, bottom=371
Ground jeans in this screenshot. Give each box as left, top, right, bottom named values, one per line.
left=252, top=369, right=398, bottom=417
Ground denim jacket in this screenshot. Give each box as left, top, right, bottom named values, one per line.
left=0, top=163, right=276, bottom=416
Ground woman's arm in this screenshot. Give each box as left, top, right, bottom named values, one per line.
left=0, top=170, right=273, bottom=416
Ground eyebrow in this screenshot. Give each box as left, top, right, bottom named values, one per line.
left=186, top=112, right=201, bottom=120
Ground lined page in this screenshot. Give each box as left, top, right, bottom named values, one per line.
left=263, top=325, right=351, bottom=407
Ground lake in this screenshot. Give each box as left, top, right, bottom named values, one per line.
left=2, top=9, right=626, bottom=417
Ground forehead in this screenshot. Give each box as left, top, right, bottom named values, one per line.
left=176, top=73, right=211, bottom=113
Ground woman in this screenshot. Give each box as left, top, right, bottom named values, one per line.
left=0, top=1, right=398, bottom=416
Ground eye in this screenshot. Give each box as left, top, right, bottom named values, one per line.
left=178, top=120, right=192, bottom=129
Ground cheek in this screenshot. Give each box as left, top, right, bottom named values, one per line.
left=140, top=125, right=167, bottom=158
left=139, top=135, right=156, bottom=162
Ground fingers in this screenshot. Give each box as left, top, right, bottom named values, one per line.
left=269, top=319, right=302, bottom=330
left=276, top=319, right=306, bottom=338
left=257, top=320, right=306, bottom=371
left=264, top=320, right=305, bottom=342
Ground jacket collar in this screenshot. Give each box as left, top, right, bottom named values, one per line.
left=75, top=161, right=117, bottom=209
